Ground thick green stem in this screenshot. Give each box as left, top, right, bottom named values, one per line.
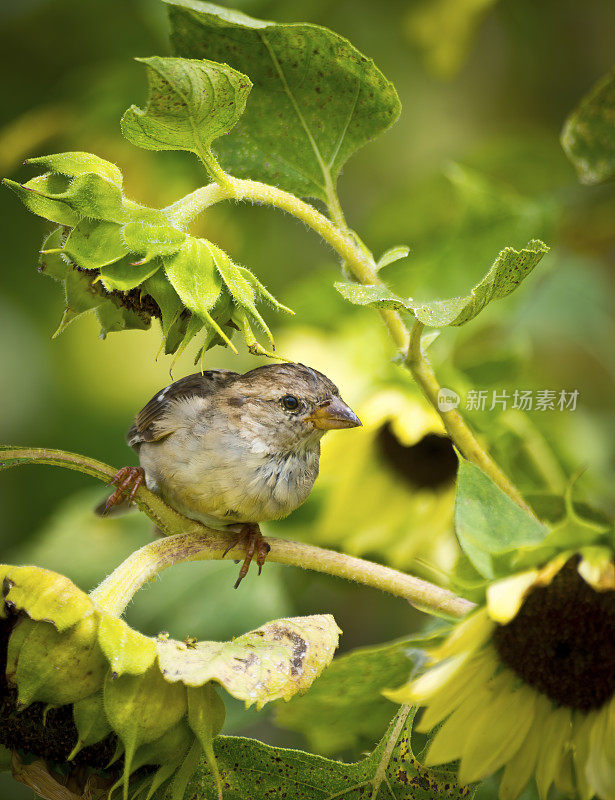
left=0, top=446, right=194, bottom=535
left=168, top=177, right=409, bottom=351
left=405, top=322, right=533, bottom=513
left=164, top=183, right=232, bottom=228
left=90, top=529, right=474, bottom=619
left=1, top=445, right=474, bottom=619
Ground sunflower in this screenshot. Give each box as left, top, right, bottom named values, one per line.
left=386, top=548, right=615, bottom=800
left=315, top=387, right=459, bottom=570
left=0, top=564, right=340, bottom=800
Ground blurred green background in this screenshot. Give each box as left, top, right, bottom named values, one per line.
left=1, top=0, right=614, bottom=796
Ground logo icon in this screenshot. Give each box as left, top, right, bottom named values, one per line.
left=438, top=388, right=460, bottom=412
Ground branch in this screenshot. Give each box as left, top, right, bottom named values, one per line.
left=90, top=530, right=474, bottom=619
left=1, top=446, right=474, bottom=619
left=0, top=446, right=193, bottom=536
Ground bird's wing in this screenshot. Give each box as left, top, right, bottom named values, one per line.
left=127, top=370, right=239, bottom=448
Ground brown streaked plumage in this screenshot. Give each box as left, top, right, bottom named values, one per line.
left=101, top=363, right=361, bottom=586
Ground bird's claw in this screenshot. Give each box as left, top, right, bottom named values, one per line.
left=103, top=466, right=145, bottom=513
left=223, top=524, right=271, bottom=589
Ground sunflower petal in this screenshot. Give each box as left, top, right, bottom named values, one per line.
left=572, top=710, right=598, bottom=800
left=419, top=648, right=497, bottom=730
left=585, top=701, right=615, bottom=800
left=425, top=671, right=513, bottom=767
left=459, top=684, right=536, bottom=784
left=577, top=550, right=615, bottom=591
left=486, top=571, right=539, bottom=624
left=499, top=693, right=553, bottom=800
left=432, top=609, right=495, bottom=659
left=385, top=649, right=472, bottom=705
left=425, top=692, right=486, bottom=766
left=536, top=706, right=572, bottom=800
left=555, top=751, right=576, bottom=796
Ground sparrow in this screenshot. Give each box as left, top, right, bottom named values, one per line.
left=100, top=363, right=362, bottom=586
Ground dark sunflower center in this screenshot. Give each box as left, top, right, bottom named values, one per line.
left=493, top=557, right=615, bottom=711
left=377, top=425, right=457, bottom=489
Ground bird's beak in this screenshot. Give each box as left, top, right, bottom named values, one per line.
left=309, top=397, right=362, bottom=430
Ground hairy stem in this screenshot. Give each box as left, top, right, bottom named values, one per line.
left=90, top=529, right=474, bottom=619
left=168, top=178, right=409, bottom=351
left=406, top=322, right=533, bottom=513
left=0, top=445, right=473, bottom=619
left=164, top=182, right=232, bottom=227
left=0, top=446, right=194, bottom=536
left=169, top=176, right=529, bottom=509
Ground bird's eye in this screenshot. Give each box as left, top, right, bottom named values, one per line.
left=281, top=394, right=300, bottom=411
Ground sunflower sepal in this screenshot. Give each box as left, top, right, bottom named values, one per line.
left=4, top=152, right=292, bottom=357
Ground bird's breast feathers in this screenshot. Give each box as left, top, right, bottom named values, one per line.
left=137, top=425, right=320, bottom=527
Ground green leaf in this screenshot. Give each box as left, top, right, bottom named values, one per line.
left=99, top=255, right=162, bottom=292
left=104, top=665, right=188, bottom=797
left=14, top=615, right=107, bottom=707
left=236, top=267, right=293, bottom=315
left=561, top=67, right=615, bottom=185
left=96, top=300, right=152, bottom=338
left=335, top=239, right=549, bottom=327
left=121, top=56, right=251, bottom=169
left=154, top=707, right=471, bottom=800
left=26, top=151, right=124, bottom=188
left=72, top=691, right=113, bottom=750
left=166, top=0, right=401, bottom=202
left=514, top=489, right=614, bottom=568
left=208, top=242, right=273, bottom=346
left=376, top=245, right=410, bottom=271
left=122, top=221, right=186, bottom=263
left=8, top=171, right=127, bottom=224
left=64, top=219, right=128, bottom=270
left=38, top=227, right=70, bottom=282
left=187, top=685, right=226, bottom=800
left=164, top=237, right=222, bottom=318
left=53, top=268, right=106, bottom=336
left=142, top=272, right=184, bottom=345
left=454, top=459, right=548, bottom=579
left=156, top=615, right=340, bottom=710
left=3, top=176, right=80, bottom=226
left=275, top=637, right=422, bottom=756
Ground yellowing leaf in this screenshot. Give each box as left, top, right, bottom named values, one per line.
left=0, top=564, right=94, bottom=631
left=97, top=614, right=157, bottom=677
left=156, top=615, right=340, bottom=709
